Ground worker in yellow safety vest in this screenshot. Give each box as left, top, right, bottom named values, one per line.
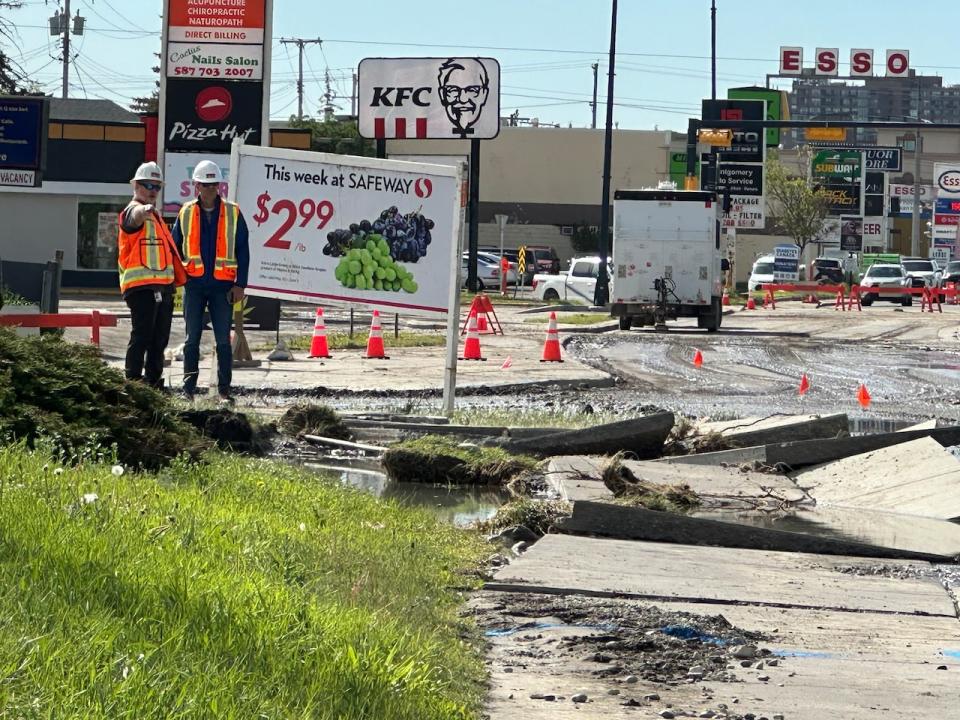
left=172, top=159, right=250, bottom=403
left=117, top=161, right=176, bottom=389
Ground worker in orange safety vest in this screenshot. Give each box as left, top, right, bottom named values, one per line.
left=172, top=159, right=250, bottom=403
left=117, top=161, right=176, bottom=389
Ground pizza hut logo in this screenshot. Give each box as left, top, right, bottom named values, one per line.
left=196, top=86, right=232, bottom=122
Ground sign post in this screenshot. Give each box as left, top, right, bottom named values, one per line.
left=495, top=213, right=508, bottom=295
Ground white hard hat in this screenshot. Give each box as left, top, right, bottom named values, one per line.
left=192, top=160, right=224, bottom=183
left=132, top=161, right=163, bottom=184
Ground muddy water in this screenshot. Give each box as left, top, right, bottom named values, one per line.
left=299, top=458, right=507, bottom=527
left=565, top=333, right=960, bottom=422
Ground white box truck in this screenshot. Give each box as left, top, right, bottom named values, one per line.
left=611, top=187, right=725, bottom=331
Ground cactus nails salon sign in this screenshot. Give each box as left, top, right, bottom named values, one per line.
left=166, top=42, right=263, bottom=80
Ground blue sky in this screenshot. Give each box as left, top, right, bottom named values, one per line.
left=4, top=1, right=957, bottom=131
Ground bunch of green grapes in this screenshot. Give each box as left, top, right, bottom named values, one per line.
left=333, top=235, right=419, bottom=293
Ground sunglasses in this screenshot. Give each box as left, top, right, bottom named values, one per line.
left=199, top=182, right=220, bottom=188
left=138, top=182, right=162, bottom=191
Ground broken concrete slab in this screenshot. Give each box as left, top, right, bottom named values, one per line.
left=658, top=424, right=960, bottom=470
left=793, top=436, right=960, bottom=521
left=696, top=413, right=848, bottom=447
left=489, top=535, right=955, bottom=616
left=898, top=419, right=938, bottom=432
left=345, top=418, right=560, bottom=441
left=498, top=413, right=674, bottom=459
left=545, top=456, right=801, bottom=503
left=557, top=500, right=960, bottom=562
left=477, top=589, right=960, bottom=720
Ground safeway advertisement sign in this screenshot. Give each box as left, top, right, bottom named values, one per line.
left=358, top=57, right=501, bottom=140
left=168, top=0, right=266, bottom=44
left=231, top=144, right=461, bottom=315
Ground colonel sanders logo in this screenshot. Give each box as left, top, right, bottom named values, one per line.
left=438, top=58, right=490, bottom=138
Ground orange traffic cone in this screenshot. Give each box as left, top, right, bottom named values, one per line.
left=363, top=310, right=389, bottom=359
left=693, top=348, right=704, bottom=368
left=308, top=307, right=333, bottom=359
left=460, top=313, right=486, bottom=361
left=799, top=372, right=810, bottom=396
left=857, top=382, right=871, bottom=409
left=722, top=289, right=731, bottom=306
left=746, top=296, right=756, bottom=310
left=540, top=311, right=563, bottom=362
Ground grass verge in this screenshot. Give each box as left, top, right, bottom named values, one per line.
left=382, top=435, right=538, bottom=485
left=523, top=313, right=610, bottom=325
left=0, top=445, right=487, bottom=719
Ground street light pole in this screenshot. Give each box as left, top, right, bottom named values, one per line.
left=710, top=0, right=717, bottom=101
left=594, top=0, right=618, bottom=307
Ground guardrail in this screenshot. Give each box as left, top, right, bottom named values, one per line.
left=0, top=311, right=118, bottom=345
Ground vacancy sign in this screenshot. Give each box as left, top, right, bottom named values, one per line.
left=168, top=0, right=266, bottom=44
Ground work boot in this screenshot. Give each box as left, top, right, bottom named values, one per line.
left=217, top=391, right=235, bottom=406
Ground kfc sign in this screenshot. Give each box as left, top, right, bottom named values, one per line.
left=779, top=47, right=909, bottom=77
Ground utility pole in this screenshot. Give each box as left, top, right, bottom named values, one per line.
left=595, top=0, right=618, bottom=307
left=710, top=0, right=717, bottom=100
left=912, top=75, right=922, bottom=257
left=61, top=0, right=70, bottom=99
left=280, top=38, right=322, bottom=120
left=351, top=71, right=358, bottom=117
left=590, top=62, right=599, bottom=129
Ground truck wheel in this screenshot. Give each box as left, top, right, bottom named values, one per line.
left=902, top=296, right=912, bottom=307
left=544, top=289, right=560, bottom=302
left=618, top=316, right=632, bottom=330
left=703, top=298, right=722, bottom=332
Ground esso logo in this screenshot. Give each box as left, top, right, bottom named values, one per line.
left=938, top=171, right=960, bottom=192
left=414, top=177, right=433, bottom=198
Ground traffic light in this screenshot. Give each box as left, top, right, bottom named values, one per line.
left=697, top=128, right=733, bottom=147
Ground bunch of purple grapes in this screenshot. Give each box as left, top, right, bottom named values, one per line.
left=323, top=206, right=435, bottom=263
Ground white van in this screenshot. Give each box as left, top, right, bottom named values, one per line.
left=748, top=255, right=775, bottom=292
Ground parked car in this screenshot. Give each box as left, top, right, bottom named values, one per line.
left=747, top=255, right=775, bottom=292
left=475, top=251, right=518, bottom=285
left=941, top=260, right=960, bottom=286
left=900, top=258, right=942, bottom=288
left=811, top=257, right=844, bottom=283
left=532, top=256, right=610, bottom=303
left=859, top=263, right=912, bottom=306
left=526, top=245, right=561, bottom=276
left=460, top=254, right=502, bottom=291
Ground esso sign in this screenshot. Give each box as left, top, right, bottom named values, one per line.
left=779, top=47, right=909, bottom=77
left=938, top=171, right=960, bottom=193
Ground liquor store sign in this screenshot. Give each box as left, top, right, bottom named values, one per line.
left=167, top=42, right=263, bottom=79
left=168, top=0, right=266, bottom=44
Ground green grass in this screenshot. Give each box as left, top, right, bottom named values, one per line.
left=459, top=291, right=539, bottom=306
left=260, top=331, right=446, bottom=352
left=382, top=435, right=539, bottom=485
left=523, top=312, right=610, bottom=325
left=0, top=444, right=488, bottom=719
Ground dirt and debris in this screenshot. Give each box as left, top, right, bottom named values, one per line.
left=472, top=593, right=774, bottom=686
left=602, top=451, right=701, bottom=512
left=382, top=435, right=538, bottom=485
left=178, top=408, right=274, bottom=455
left=278, top=403, right=351, bottom=440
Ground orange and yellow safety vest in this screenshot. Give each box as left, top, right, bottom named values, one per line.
left=117, top=204, right=175, bottom=294
left=177, top=199, right=240, bottom=282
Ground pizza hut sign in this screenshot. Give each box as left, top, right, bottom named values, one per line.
left=779, top=47, right=909, bottom=77
left=164, top=78, right=263, bottom=152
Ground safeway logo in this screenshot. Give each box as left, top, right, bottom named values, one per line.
left=414, top=178, right=433, bottom=198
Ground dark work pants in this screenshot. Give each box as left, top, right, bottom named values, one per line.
left=124, top=288, right=174, bottom=388
left=182, top=283, right=233, bottom=395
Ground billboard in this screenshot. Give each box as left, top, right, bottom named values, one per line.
left=167, top=0, right=266, bottom=44
left=840, top=216, right=863, bottom=252
left=773, top=244, right=800, bottom=281
left=727, top=87, right=789, bottom=147
left=164, top=79, right=263, bottom=152
left=162, top=151, right=231, bottom=213
left=167, top=42, right=263, bottom=80
left=701, top=99, right=765, bottom=163
left=720, top=195, right=765, bottom=230
left=0, top=96, right=49, bottom=188
left=231, top=144, right=461, bottom=314
left=358, top=57, right=501, bottom=140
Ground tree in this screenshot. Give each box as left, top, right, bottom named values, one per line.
left=570, top=222, right=599, bottom=254
left=0, top=1, right=30, bottom=95
left=766, top=156, right=833, bottom=257
left=288, top=116, right=374, bottom=157
left=130, top=52, right=161, bottom=114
